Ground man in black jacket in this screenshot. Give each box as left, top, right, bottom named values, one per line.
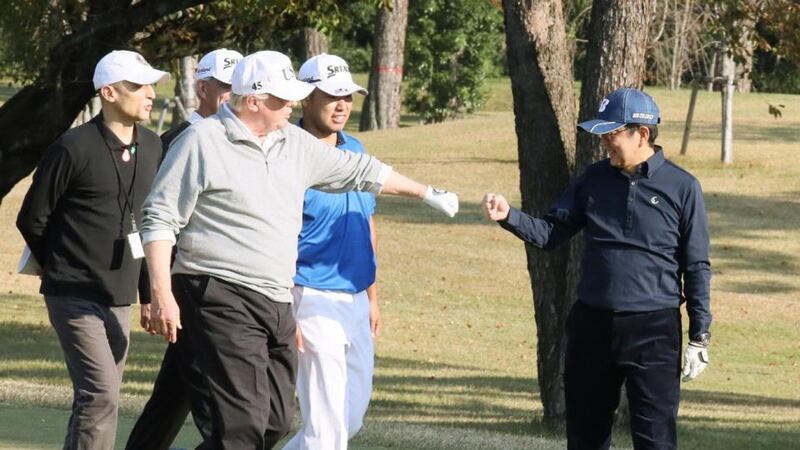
left=16, top=50, right=169, bottom=450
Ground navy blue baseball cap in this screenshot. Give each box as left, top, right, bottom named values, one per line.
left=578, top=88, right=660, bottom=135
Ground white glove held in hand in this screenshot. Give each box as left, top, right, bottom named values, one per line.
left=423, top=186, right=459, bottom=217
left=681, top=343, right=709, bottom=382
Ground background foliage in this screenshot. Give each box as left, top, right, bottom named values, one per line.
left=1, top=0, right=798, bottom=120
left=403, top=0, right=504, bottom=123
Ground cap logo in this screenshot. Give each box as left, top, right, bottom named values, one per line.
left=251, top=81, right=263, bottom=90
left=197, top=67, right=211, bottom=74
left=598, top=99, right=610, bottom=112
left=223, top=57, right=239, bottom=69
left=135, top=54, right=151, bottom=67
left=282, top=67, right=295, bottom=81
left=632, top=112, right=654, bottom=120
left=326, top=65, right=350, bottom=78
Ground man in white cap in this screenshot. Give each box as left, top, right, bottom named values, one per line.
left=159, top=48, right=243, bottom=153
left=16, top=50, right=169, bottom=449
left=141, top=50, right=458, bottom=449
left=283, top=53, right=380, bottom=450
left=125, top=48, right=242, bottom=450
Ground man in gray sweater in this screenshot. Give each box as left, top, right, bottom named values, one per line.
left=140, top=50, right=458, bottom=449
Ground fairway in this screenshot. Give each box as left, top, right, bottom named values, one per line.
left=1, top=79, right=799, bottom=449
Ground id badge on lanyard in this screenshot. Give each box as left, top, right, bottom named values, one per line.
left=127, top=213, right=145, bottom=259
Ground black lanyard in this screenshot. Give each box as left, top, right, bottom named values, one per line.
left=97, top=122, right=139, bottom=238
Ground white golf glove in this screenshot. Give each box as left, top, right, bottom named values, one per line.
left=681, top=342, right=709, bottom=382
left=423, top=185, right=459, bottom=217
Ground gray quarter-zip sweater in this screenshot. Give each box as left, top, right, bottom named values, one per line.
left=141, top=104, right=391, bottom=303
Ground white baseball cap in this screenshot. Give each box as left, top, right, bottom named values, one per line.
left=92, top=50, right=170, bottom=90
left=196, top=48, right=243, bottom=84
left=299, top=53, right=367, bottom=96
left=230, top=51, right=314, bottom=101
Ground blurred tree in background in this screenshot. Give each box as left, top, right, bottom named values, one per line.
left=403, top=0, right=504, bottom=123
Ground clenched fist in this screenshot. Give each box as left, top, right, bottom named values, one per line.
left=482, top=193, right=510, bottom=222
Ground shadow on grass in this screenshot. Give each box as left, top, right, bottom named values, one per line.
left=687, top=122, right=800, bottom=144
left=377, top=156, right=518, bottom=166
left=0, top=320, right=169, bottom=396
left=372, top=355, right=543, bottom=436
left=376, top=197, right=492, bottom=226
left=343, top=109, right=422, bottom=132
left=370, top=355, right=800, bottom=446
left=705, top=190, right=800, bottom=294
left=683, top=389, right=800, bottom=410
left=1, top=320, right=799, bottom=447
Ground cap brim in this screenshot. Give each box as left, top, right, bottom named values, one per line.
left=126, top=67, right=171, bottom=86
left=577, top=119, right=626, bottom=135
left=197, top=73, right=233, bottom=86
left=316, top=80, right=368, bottom=96
left=268, top=79, right=315, bottom=102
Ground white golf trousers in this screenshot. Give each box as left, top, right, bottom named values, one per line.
left=283, top=286, right=374, bottom=450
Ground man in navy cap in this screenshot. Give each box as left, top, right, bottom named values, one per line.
left=482, top=88, right=712, bottom=449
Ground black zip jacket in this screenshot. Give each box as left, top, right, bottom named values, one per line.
left=17, top=115, right=161, bottom=306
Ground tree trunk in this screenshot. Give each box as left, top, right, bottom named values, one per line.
left=721, top=43, right=734, bottom=164
left=359, top=0, right=408, bottom=131
left=174, top=55, right=199, bottom=124
left=502, top=0, right=577, bottom=433
left=71, top=96, right=102, bottom=127
left=736, top=17, right=755, bottom=93
left=680, top=79, right=701, bottom=155
left=576, top=0, right=652, bottom=172
left=573, top=0, right=653, bottom=429
left=293, top=27, right=328, bottom=62
left=670, top=0, right=694, bottom=90
left=0, top=0, right=205, bottom=205
left=706, top=46, right=717, bottom=91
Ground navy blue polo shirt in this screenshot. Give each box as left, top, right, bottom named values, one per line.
left=294, top=129, right=377, bottom=293
left=500, top=148, right=711, bottom=337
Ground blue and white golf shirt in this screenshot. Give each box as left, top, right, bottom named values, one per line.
left=294, top=130, right=377, bottom=293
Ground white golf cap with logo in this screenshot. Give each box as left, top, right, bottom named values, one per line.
left=92, top=50, right=170, bottom=90
left=196, top=48, right=243, bottom=84
left=299, top=53, right=367, bottom=96
left=230, top=51, right=314, bottom=101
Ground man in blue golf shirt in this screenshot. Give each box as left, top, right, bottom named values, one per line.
left=482, top=88, right=712, bottom=450
left=283, top=53, right=379, bottom=450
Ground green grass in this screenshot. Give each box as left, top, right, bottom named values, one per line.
left=1, top=78, right=799, bottom=449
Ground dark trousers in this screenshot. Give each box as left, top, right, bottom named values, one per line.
left=125, top=295, right=212, bottom=450
left=565, top=301, right=682, bottom=450
left=175, top=274, right=297, bottom=450
left=45, top=296, right=131, bottom=450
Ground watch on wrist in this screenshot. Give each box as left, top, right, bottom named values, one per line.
left=690, top=332, right=711, bottom=347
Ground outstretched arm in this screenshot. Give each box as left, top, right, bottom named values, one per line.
left=381, top=171, right=459, bottom=217
left=483, top=185, right=585, bottom=250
